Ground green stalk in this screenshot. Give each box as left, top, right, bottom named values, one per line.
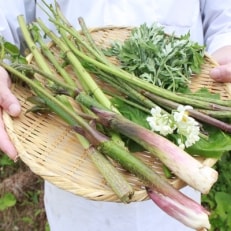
left=35, top=17, right=124, bottom=145
left=13, top=63, right=77, bottom=94
left=32, top=26, right=76, bottom=87
left=96, top=70, right=158, bottom=109
left=35, top=17, right=118, bottom=113
left=62, top=39, right=227, bottom=110
left=47, top=5, right=112, bottom=66
left=76, top=93, right=218, bottom=194
left=1, top=61, right=134, bottom=202
left=143, top=91, right=231, bottom=133
left=99, top=140, right=172, bottom=188
left=197, top=109, right=231, bottom=119
left=177, top=92, right=231, bottom=108
left=105, top=92, right=151, bottom=114
left=77, top=17, right=113, bottom=66
left=86, top=145, right=134, bottom=203
left=4, top=61, right=187, bottom=201
left=57, top=94, right=134, bottom=202
left=2, top=62, right=83, bottom=126
left=17, top=16, right=52, bottom=75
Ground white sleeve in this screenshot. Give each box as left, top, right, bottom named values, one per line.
left=201, top=0, right=231, bottom=53
left=0, top=0, right=36, bottom=48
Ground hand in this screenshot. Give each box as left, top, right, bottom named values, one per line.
left=0, top=66, right=21, bottom=160
left=210, top=45, right=231, bottom=82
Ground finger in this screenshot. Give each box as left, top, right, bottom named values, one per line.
left=0, top=67, right=21, bottom=116
left=210, top=64, right=231, bottom=83
left=0, top=108, right=18, bottom=160
left=0, top=87, right=21, bottom=116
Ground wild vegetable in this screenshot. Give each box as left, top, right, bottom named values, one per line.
left=105, top=23, right=205, bottom=92
left=0, top=0, right=231, bottom=229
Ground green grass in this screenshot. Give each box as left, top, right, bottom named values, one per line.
left=0, top=153, right=48, bottom=231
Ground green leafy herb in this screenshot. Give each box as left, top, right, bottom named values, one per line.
left=202, top=152, right=231, bottom=231
left=105, top=23, right=205, bottom=92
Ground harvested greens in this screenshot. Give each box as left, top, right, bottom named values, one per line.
left=0, top=1, right=231, bottom=230
left=105, top=23, right=205, bottom=92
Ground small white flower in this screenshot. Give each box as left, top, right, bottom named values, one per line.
left=173, top=105, right=200, bottom=148
left=177, top=138, right=185, bottom=150
left=147, top=105, right=200, bottom=149
left=147, top=106, right=175, bottom=136
left=173, top=105, right=193, bottom=123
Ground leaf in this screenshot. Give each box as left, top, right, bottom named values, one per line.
left=186, top=125, right=231, bottom=158
left=215, top=192, right=231, bottom=218
left=202, top=152, right=231, bottom=231
left=0, top=155, right=14, bottom=166
left=209, top=192, right=231, bottom=231
left=111, top=98, right=150, bottom=128
left=4, top=41, right=20, bottom=56
left=111, top=97, right=150, bottom=152
left=0, top=193, right=17, bottom=211
left=0, top=39, right=27, bottom=64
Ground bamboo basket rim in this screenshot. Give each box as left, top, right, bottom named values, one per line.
left=3, top=26, right=230, bottom=202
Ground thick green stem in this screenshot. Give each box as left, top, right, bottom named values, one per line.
left=96, top=70, right=158, bottom=109
left=48, top=7, right=112, bottom=66
left=2, top=61, right=134, bottom=202
left=17, top=15, right=52, bottom=75
left=33, top=28, right=76, bottom=87
left=1, top=62, right=104, bottom=142
left=36, top=18, right=118, bottom=113
left=177, top=92, right=231, bottom=107
left=76, top=93, right=218, bottom=193
left=99, top=140, right=172, bottom=189
left=87, top=145, right=134, bottom=203
left=65, top=43, right=228, bottom=110
left=14, top=63, right=77, bottom=94
left=103, top=111, right=218, bottom=194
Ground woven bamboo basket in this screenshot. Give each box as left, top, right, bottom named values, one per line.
left=3, top=26, right=231, bottom=202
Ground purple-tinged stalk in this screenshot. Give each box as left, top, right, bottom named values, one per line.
left=97, top=140, right=211, bottom=230
left=146, top=187, right=210, bottom=230
left=89, top=107, right=218, bottom=194
left=143, top=91, right=231, bottom=133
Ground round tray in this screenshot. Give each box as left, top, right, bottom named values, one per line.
left=3, top=27, right=230, bottom=202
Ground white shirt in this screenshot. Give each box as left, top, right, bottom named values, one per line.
left=1, top=0, right=231, bottom=53
left=1, top=1, right=231, bottom=230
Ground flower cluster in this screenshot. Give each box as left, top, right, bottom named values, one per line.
left=147, top=105, right=200, bottom=149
